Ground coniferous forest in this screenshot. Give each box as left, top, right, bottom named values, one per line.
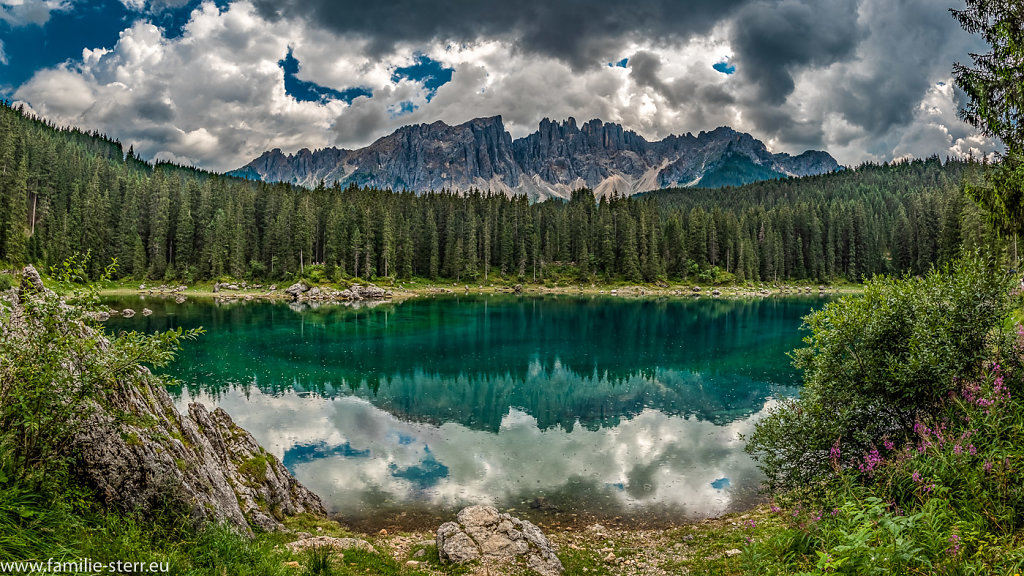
left=0, top=100, right=1008, bottom=284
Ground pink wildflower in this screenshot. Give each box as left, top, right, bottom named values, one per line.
left=830, top=438, right=841, bottom=464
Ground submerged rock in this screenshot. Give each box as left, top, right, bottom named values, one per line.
left=437, top=505, right=563, bottom=576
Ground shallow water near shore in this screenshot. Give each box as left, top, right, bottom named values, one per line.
left=102, top=294, right=827, bottom=530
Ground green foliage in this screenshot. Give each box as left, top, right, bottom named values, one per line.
left=238, top=454, right=269, bottom=482
left=952, top=1, right=1024, bottom=238
left=0, top=273, right=12, bottom=291
left=741, top=357, right=1024, bottom=575
left=300, top=263, right=329, bottom=284
left=951, top=1, right=1024, bottom=154
left=747, top=254, right=1013, bottom=491
left=740, top=246, right=1024, bottom=574
left=0, top=254, right=201, bottom=485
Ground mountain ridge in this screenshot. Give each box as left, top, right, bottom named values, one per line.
left=232, top=116, right=839, bottom=199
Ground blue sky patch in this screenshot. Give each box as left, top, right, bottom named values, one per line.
left=608, top=58, right=628, bottom=68
left=279, top=48, right=371, bottom=104
left=282, top=441, right=371, bottom=471
left=391, top=53, right=453, bottom=102
left=389, top=447, right=449, bottom=490
left=0, top=0, right=212, bottom=97
left=1, top=0, right=130, bottom=95
left=390, top=100, right=418, bottom=117
left=712, top=61, right=736, bottom=75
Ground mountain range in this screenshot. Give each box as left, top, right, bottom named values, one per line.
left=231, top=116, right=839, bottom=200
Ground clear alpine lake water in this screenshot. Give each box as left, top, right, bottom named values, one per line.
left=102, top=294, right=828, bottom=529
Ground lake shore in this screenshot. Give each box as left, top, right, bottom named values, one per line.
left=95, top=279, right=862, bottom=302
left=285, top=503, right=777, bottom=576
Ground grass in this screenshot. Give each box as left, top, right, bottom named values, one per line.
left=238, top=454, right=270, bottom=483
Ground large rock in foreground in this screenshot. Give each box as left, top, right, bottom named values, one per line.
left=6, top=267, right=325, bottom=534
left=437, top=505, right=563, bottom=576
left=74, top=377, right=326, bottom=533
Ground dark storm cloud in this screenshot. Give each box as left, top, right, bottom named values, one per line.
left=721, top=0, right=988, bottom=154
left=729, top=0, right=864, bottom=105
left=831, top=0, right=973, bottom=134
left=628, top=50, right=733, bottom=107
left=250, top=0, right=983, bottom=151
left=249, top=0, right=752, bottom=70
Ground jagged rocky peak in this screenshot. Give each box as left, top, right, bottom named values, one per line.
left=234, top=116, right=840, bottom=199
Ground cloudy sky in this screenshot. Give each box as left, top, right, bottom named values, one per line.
left=0, top=0, right=1002, bottom=172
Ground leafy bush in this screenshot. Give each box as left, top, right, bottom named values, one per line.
left=747, top=254, right=1014, bottom=491
left=739, top=252, right=1024, bottom=575
left=301, top=264, right=328, bottom=284
left=743, top=361, right=1024, bottom=574
left=248, top=260, right=267, bottom=280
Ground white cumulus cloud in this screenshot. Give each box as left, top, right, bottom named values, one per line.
left=10, top=0, right=1005, bottom=171
left=1, top=0, right=71, bottom=27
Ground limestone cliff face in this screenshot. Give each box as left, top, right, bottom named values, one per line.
left=73, top=389, right=325, bottom=533
left=232, top=117, right=840, bottom=199
left=9, top=267, right=325, bottom=534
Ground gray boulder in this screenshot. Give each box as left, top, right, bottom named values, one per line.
left=437, top=505, right=563, bottom=576
left=21, top=265, right=47, bottom=294
left=285, top=282, right=310, bottom=298
left=354, top=284, right=390, bottom=299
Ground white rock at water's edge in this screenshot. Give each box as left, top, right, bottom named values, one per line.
left=436, top=505, right=563, bottom=576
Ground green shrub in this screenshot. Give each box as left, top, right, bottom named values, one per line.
left=301, top=264, right=328, bottom=284
left=747, top=253, right=1014, bottom=491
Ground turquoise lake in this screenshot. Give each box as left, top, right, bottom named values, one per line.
left=102, top=294, right=828, bottom=529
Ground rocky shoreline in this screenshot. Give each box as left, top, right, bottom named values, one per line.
left=97, top=280, right=853, bottom=306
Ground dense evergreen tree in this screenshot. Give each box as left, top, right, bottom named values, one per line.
left=0, top=102, right=1011, bottom=283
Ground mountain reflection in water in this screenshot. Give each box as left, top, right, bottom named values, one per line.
left=103, top=294, right=827, bottom=526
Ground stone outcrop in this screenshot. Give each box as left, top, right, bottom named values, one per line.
left=293, top=283, right=392, bottom=303
left=6, top=268, right=325, bottom=534
left=437, top=505, right=563, bottom=576
left=285, top=281, right=310, bottom=298
left=232, top=117, right=839, bottom=200
left=73, top=374, right=325, bottom=533
left=285, top=536, right=376, bottom=554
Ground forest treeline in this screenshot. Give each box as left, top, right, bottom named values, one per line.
left=0, top=101, right=1008, bottom=284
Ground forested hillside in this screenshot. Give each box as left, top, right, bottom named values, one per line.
left=0, top=101, right=1006, bottom=284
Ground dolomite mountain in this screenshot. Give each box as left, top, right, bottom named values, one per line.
left=232, top=116, right=839, bottom=200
